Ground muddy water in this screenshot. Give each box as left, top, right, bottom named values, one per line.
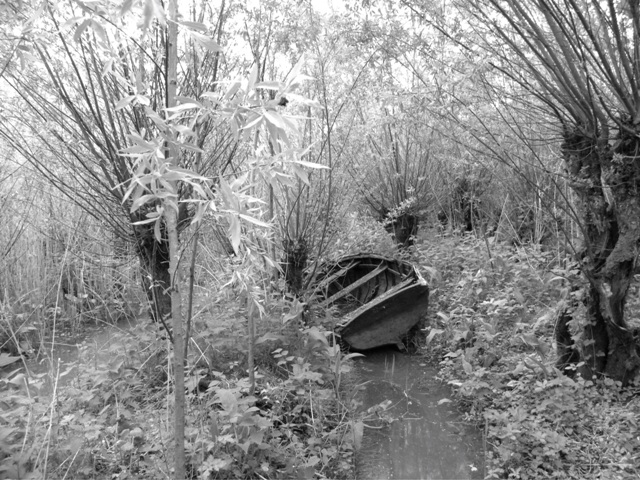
left=355, top=349, right=484, bottom=480
left=10, top=323, right=485, bottom=479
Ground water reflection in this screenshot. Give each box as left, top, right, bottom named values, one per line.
left=355, top=350, right=484, bottom=480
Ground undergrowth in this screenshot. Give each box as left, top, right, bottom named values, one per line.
left=0, top=297, right=359, bottom=479
left=4, top=226, right=640, bottom=479
left=418, top=229, right=640, bottom=479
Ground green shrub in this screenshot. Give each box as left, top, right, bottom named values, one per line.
left=417, top=229, right=640, bottom=480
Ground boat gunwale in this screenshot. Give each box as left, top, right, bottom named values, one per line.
left=310, top=254, right=422, bottom=307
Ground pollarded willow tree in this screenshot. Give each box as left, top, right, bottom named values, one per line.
left=452, top=0, right=640, bottom=383
left=358, top=110, right=443, bottom=247
left=0, top=0, right=237, bottom=324
left=339, top=1, right=478, bottom=244
left=234, top=3, right=384, bottom=294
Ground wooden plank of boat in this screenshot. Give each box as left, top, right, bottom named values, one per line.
left=314, top=255, right=409, bottom=293
left=309, top=260, right=357, bottom=295
left=337, top=277, right=429, bottom=350
left=317, top=263, right=388, bottom=309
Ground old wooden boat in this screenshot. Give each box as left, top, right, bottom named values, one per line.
left=311, top=254, right=429, bottom=350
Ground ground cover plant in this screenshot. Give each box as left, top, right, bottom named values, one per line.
left=2, top=1, right=640, bottom=479
left=417, top=229, right=640, bottom=480
left=0, top=296, right=361, bottom=479
left=3, top=224, right=639, bottom=479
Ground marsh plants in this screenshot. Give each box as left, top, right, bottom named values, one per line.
left=0, top=300, right=362, bottom=479
left=420, top=230, right=640, bottom=480
left=2, top=226, right=640, bottom=479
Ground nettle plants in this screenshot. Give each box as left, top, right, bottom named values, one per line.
left=192, top=327, right=360, bottom=479
left=121, top=52, right=322, bottom=480
left=8, top=1, right=324, bottom=476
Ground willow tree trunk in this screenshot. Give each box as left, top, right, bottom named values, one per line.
left=283, top=237, right=308, bottom=296
left=133, top=218, right=172, bottom=322
left=562, top=126, right=640, bottom=384
left=384, top=213, right=419, bottom=248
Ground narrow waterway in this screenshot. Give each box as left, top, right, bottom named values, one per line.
left=6, top=322, right=485, bottom=479
left=355, top=349, right=484, bottom=480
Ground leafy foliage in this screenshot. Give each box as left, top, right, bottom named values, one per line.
left=2, top=1, right=640, bottom=479
left=418, top=229, right=640, bottom=480
left=328, top=212, right=398, bottom=260
left=0, top=313, right=359, bottom=479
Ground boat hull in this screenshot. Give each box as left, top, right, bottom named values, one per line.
left=312, top=254, right=429, bottom=350
left=338, top=278, right=429, bottom=350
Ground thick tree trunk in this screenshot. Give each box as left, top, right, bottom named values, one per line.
left=381, top=212, right=419, bottom=248
left=131, top=204, right=191, bottom=323
left=133, top=221, right=172, bottom=322
left=385, top=213, right=419, bottom=248
left=452, top=177, right=481, bottom=232
left=580, top=284, right=610, bottom=377
left=562, top=127, right=640, bottom=384
left=283, top=237, right=308, bottom=295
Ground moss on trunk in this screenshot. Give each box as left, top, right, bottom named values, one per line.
left=562, top=127, right=640, bottom=384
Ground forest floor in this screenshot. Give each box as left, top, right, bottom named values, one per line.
left=1, top=229, right=639, bottom=479
left=416, top=230, right=640, bottom=480
left=1, top=279, right=360, bottom=479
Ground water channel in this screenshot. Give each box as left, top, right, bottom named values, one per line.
left=355, top=349, right=484, bottom=480
left=7, top=322, right=485, bottom=479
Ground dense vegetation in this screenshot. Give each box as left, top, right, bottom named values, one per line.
left=1, top=0, right=639, bottom=479
left=422, top=233, right=640, bottom=479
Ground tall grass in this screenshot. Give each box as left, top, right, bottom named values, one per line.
left=0, top=180, right=144, bottom=359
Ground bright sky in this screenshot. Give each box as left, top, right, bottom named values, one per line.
left=311, top=0, right=346, bottom=14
